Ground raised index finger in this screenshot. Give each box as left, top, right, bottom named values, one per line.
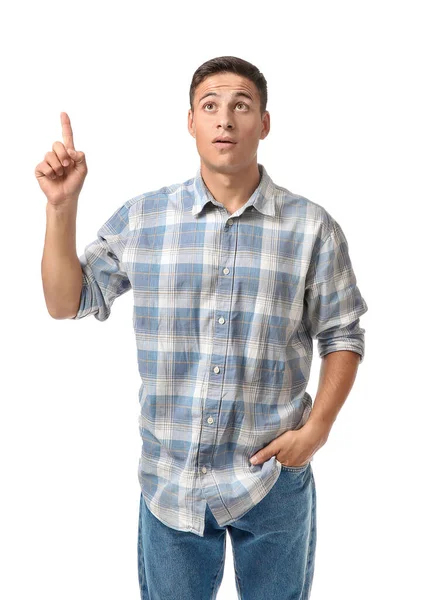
left=60, top=112, right=75, bottom=150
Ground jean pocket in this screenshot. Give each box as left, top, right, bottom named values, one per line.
left=278, top=460, right=310, bottom=472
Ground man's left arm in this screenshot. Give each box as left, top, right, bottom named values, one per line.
left=249, top=348, right=364, bottom=467
left=302, top=217, right=369, bottom=443
left=306, top=349, right=361, bottom=445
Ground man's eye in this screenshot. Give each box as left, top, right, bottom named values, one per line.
left=203, top=102, right=248, bottom=110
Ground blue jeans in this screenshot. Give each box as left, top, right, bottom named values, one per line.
left=138, top=463, right=317, bottom=600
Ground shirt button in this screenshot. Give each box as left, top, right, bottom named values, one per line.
left=223, top=267, right=230, bottom=275
left=213, top=366, right=220, bottom=374
left=226, top=219, right=233, bottom=226
left=218, top=317, right=225, bottom=324
left=207, top=417, right=214, bottom=424
left=201, top=466, right=207, bottom=474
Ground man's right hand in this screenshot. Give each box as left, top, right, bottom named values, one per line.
left=35, top=112, right=88, bottom=207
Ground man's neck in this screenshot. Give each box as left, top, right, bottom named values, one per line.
left=200, top=161, right=261, bottom=215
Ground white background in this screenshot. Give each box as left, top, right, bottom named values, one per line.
left=1, top=1, right=439, bottom=598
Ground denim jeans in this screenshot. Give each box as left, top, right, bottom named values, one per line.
left=137, top=462, right=317, bottom=600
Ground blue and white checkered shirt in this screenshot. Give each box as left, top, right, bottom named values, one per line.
left=72, top=163, right=368, bottom=537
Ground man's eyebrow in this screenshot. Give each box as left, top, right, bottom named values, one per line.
left=198, top=91, right=254, bottom=104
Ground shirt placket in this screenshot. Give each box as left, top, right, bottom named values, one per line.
left=198, top=210, right=237, bottom=506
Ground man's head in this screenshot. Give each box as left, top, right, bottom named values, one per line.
left=188, top=56, right=270, bottom=174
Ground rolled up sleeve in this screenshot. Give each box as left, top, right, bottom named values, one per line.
left=71, top=202, right=132, bottom=322
left=303, top=218, right=368, bottom=363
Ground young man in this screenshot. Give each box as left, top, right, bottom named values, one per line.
left=37, top=56, right=368, bottom=600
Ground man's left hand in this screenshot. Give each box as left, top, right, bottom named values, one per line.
left=249, top=419, right=330, bottom=466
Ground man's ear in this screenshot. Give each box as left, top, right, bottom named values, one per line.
left=188, top=109, right=195, bottom=138
left=260, top=111, right=270, bottom=140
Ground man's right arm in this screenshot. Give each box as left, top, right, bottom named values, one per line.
left=41, top=201, right=82, bottom=319
left=36, top=111, right=88, bottom=320
left=37, top=112, right=131, bottom=323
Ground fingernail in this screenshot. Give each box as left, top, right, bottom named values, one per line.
left=63, top=160, right=70, bottom=167
left=250, top=457, right=257, bottom=464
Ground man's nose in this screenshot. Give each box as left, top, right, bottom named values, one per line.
left=217, top=107, right=235, bottom=129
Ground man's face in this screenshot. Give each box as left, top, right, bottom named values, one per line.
left=188, top=72, right=270, bottom=174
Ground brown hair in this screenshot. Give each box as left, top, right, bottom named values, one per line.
left=189, top=56, right=268, bottom=116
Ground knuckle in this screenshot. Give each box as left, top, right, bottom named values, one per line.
left=53, top=142, right=67, bottom=163
left=53, top=140, right=65, bottom=154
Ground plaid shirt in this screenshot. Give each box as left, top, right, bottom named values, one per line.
left=72, top=163, right=368, bottom=537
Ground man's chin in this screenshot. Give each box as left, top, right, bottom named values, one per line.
left=200, top=156, right=244, bottom=174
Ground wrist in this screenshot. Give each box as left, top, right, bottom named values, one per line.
left=46, top=199, right=78, bottom=216
left=304, top=415, right=332, bottom=442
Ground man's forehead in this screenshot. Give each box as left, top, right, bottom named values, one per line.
left=196, top=75, right=256, bottom=98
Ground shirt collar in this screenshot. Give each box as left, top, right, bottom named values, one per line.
left=191, top=162, right=276, bottom=218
